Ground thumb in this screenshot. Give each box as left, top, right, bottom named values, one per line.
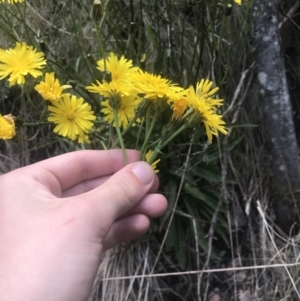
left=83, top=161, right=155, bottom=224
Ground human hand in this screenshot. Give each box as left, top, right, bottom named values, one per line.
left=0, top=150, right=167, bottom=301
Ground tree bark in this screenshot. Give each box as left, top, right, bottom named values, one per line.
left=250, top=0, right=300, bottom=231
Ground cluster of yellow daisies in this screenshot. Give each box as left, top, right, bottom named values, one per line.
left=0, top=42, right=227, bottom=171
left=0, top=42, right=227, bottom=145
left=86, top=52, right=227, bottom=143
left=0, top=42, right=96, bottom=144
left=0, top=1, right=236, bottom=171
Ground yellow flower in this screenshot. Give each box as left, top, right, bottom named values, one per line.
left=130, top=69, right=183, bottom=100
left=86, top=80, right=131, bottom=98
left=97, top=52, right=138, bottom=82
left=35, top=72, right=71, bottom=103
left=0, top=42, right=46, bottom=86
left=170, top=91, right=192, bottom=120
left=145, top=150, right=160, bottom=174
left=234, top=0, right=247, bottom=5
left=77, top=133, right=91, bottom=144
left=0, top=0, right=24, bottom=3
left=0, top=114, right=16, bottom=139
left=169, top=80, right=221, bottom=121
left=199, top=107, right=227, bottom=142
left=196, top=79, right=222, bottom=104
left=48, top=94, right=96, bottom=142
left=187, top=80, right=227, bottom=142
left=101, top=94, right=141, bottom=129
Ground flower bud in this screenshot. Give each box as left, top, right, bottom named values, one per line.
left=92, top=0, right=102, bottom=21
left=161, top=119, right=181, bottom=139
left=108, top=91, right=122, bottom=110
left=134, top=99, right=152, bottom=118
left=185, top=110, right=203, bottom=128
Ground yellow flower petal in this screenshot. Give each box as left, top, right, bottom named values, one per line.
left=35, top=72, right=71, bottom=103
left=187, top=80, right=227, bottom=142
left=48, top=94, right=96, bottom=142
left=101, top=94, right=141, bottom=129
left=130, top=69, right=183, bottom=100
left=0, top=114, right=16, bottom=139
left=97, top=52, right=138, bottom=82
left=0, top=42, right=46, bottom=86
left=0, top=0, right=24, bottom=3
left=145, top=150, right=160, bottom=174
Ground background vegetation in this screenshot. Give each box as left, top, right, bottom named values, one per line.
left=2, top=0, right=300, bottom=300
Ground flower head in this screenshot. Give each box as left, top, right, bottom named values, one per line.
left=130, top=70, right=183, bottom=100
left=187, top=80, right=227, bottom=142
left=0, top=42, right=46, bottom=86
left=0, top=114, right=16, bottom=139
left=0, top=0, right=24, bottom=3
left=195, top=79, right=223, bottom=106
left=170, top=91, right=192, bottom=120
left=86, top=80, right=131, bottom=98
left=97, top=52, right=138, bottom=82
left=35, top=72, right=71, bottom=103
left=77, top=133, right=91, bottom=144
left=48, top=94, right=96, bottom=142
left=234, top=0, right=247, bottom=5
left=145, top=150, right=160, bottom=174
left=101, top=94, right=141, bottom=129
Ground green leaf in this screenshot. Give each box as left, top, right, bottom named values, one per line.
left=159, top=179, right=178, bottom=231
left=165, top=219, right=177, bottom=251
left=192, top=164, right=222, bottom=182
left=175, top=222, right=188, bottom=269
left=183, top=182, right=218, bottom=209
left=185, top=201, right=208, bottom=250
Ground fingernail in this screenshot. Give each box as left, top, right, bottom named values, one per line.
left=131, top=162, right=153, bottom=184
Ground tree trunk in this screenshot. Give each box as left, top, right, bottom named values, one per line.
left=250, top=0, right=300, bottom=232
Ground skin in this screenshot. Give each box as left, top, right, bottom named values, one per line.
left=0, top=150, right=167, bottom=301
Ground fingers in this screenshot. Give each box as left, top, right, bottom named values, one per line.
left=74, top=161, right=156, bottom=229
left=119, top=193, right=168, bottom=219
left=62, top=175, right=111, bottom=198
left=101, top=193, right=168, bottom=251
left=32, top=150, right=140, bottom=190
left=101, top=214, right=150, bottom=251
left=62, top=172, right=160, bottom=197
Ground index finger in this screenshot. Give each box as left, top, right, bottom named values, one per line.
left=33, top=149, right=140, bottom=190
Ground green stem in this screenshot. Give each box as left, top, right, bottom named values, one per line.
left=145, top=109, right=150, bottom=133
left=145, top=137, right=160, bottom=149
left=23, top=122, right=50, bottom=126
left=147, top=141, right=162, bottom=165
left=17, top=131, right=40, bottom=142
left=147, top=123, right=189, bottom=165
left=139, top=109, right=158, bottom=160
left=135, top=117, right=145, bottom=149
left=93, top=19, right=107, bottom=71
left=159, top=123, right=188, bottom=149
left=23, top=84, right=40, bottom=113
left=99, top=0, right=111, bottom=31
left=93, top=0, right=112, bottom=72
left=181, top=107, right=194, bottom=121
left=110, top=114, right=139, bottom=149
left=18, top=105, right=48, bottom=141
left=113, top=108, right=128, bottom=164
